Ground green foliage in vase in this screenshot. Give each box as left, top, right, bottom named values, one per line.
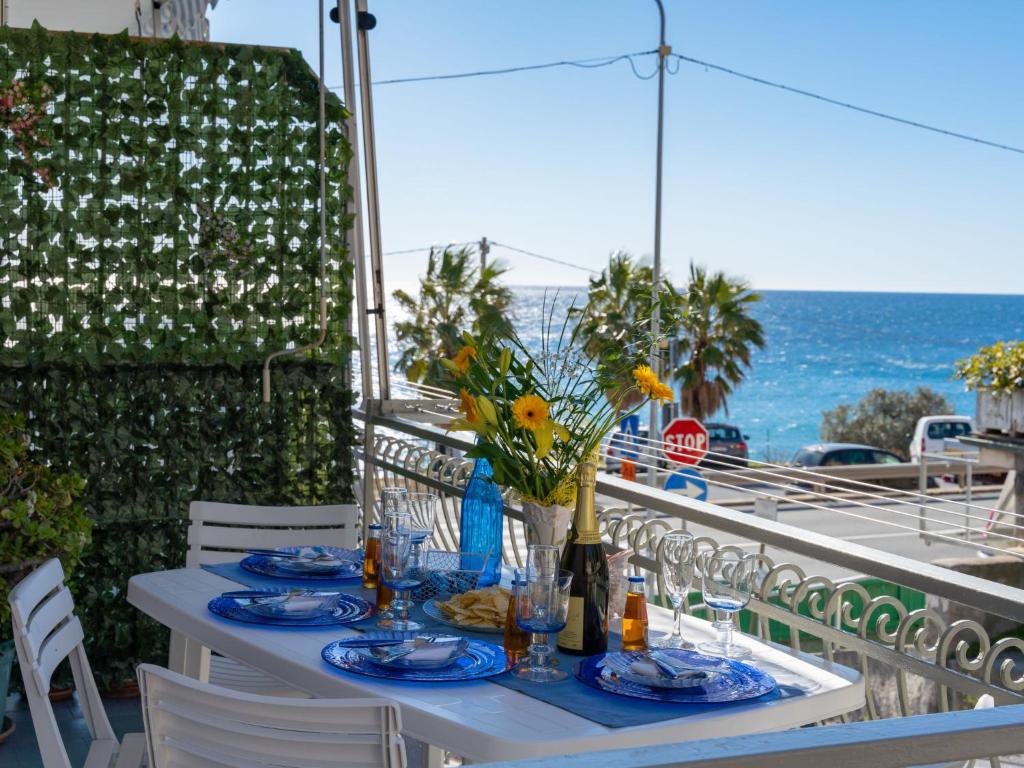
left=821, top=387, right=953, bottom=459
left=0, top=413, right=90, bottom=644
left=955, top=341, right=1024, bottom=395
left=673, top=264, right=765, bottom=422
left=393, top=246, right=514, bottom=391
left=0, top=26, right=355, bottom=684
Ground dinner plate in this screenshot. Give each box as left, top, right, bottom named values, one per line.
left=208, top=592, right=373, bottom=627
left=575, top=649, right=776, bottom=704
left=322, top=638, right=508, bottom=682
left=240, top=546, right=362, bottom=581
left=422, top=598, right=504, bottom=635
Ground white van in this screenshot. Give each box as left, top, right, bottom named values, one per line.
left=909, top=416, right=975, bottom=462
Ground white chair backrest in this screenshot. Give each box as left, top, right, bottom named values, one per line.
left=137, top=664, right=405, bottom=768
left=186, top=501, right=360, bottom=567
left=8, top=558, right=116, bottom=768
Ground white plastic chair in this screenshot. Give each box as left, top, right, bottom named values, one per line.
left=176, top=501, right=359, bottom=696
left=137, top=663, right=405, bottom=768
left=8, top=558, right=146, bottom=768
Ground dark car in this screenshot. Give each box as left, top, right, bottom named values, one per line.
left=701, top=423, right=749, bottom=469
left=791, top=443, right=903, bottom=467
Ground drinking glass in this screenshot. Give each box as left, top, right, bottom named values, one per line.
left=378, top=512, right=425, bottom=631
left=526, top=544, right=560, bottom=583
left=406, top=492, right=438, bottom=545
left=513, top=567, right=573, bottom=682
left=698, top=549, right=756, bottom=659
left=652, top=530, right=696, bottom=649
left=380, top=486, right=409, bottom=520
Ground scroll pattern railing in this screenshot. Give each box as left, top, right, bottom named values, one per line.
left=361, top=427, right=1024, bottom=724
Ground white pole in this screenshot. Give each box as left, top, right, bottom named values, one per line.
left=648, top=0, right=668, bottom=490
left=355, top=0, right=391, bottom=400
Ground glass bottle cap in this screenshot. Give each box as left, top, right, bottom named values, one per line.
left=628, top=576, right=645, bottom=583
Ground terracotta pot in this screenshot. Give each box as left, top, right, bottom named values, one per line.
left=48, top=685, right=73, bottom=702
left=103, top=679, right=140, bottom=699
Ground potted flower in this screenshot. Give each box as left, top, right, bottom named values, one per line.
left=955, top=341, right=1024, bottom=436
left=0, top=413, right=90, bottom=742
left=441, top=309, right=672, bottom=549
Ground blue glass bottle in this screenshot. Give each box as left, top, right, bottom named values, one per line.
left=460, top=456, right=504, bottom=586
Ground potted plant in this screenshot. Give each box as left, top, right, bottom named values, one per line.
left=955, top=341, right=1024, bottom=437
left=0, top=413, right=90, bottom=742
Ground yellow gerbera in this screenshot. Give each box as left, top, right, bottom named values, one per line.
left=451, top=345, right=477, bottom=373
left=511, top=393, right=549, bottom=431
left=632, top=364, right=659, bottom=396
left=651, top=381, right=675, bottom=403
left=458, top=388, right=479, bottom=423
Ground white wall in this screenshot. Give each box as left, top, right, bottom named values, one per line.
left=3, top=0, right=140, bottom=34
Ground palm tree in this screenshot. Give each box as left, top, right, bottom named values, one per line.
left=571, top=252, right=683, bottom=410
left=673, top=263, right=764, bottom=421
left=392, top=245, right=513, bottom=391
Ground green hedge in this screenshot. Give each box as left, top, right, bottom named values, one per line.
left=0, top=26, right=355, bottom=685
left=0, top=361, right=354, bottom=685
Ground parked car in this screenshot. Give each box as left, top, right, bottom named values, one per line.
left=791, top=443, right=904, bottom=467
left=701, top=423, right=749, bottom=468
left=909, top=415, right=975, bottom=462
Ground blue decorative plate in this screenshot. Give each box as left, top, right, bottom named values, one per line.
left=575, top=649, right=776, bottom=703
left=208, top=592, right=373, bottom=627
left=240, top=546, right=362, bottom=581
left=422, top=599, right=504, bottom=634
left=322, top=638, right=508, bottom=682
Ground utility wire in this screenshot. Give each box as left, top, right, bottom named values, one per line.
left=670, top=53, right=1024, bottom=156
left=329, top=51, right=658, bottom=90
left=488, top=241, right=595, bottom=274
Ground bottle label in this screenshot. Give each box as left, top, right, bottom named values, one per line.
left=557, top=596, right=585, bottom=650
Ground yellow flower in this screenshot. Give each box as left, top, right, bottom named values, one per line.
left=632, top=364, right=659, bottom=396
left=512, top=393, right=549, bottom=431
left=451, top=345, right=477, bottom=373
left=499, top=347, right=512, bottom=376
left=552, top=422, right=570, bottom=442
left=458, top=388, right=479, bottom=423
left=534, top=420, right=554, bottom=459
left=651, top=381, right=675, bottom=403
left=476, top=395, right=498, bottom=425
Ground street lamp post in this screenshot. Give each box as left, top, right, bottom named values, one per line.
left=648, top=0, right=669, bottom=488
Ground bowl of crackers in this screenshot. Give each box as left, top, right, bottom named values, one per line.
left=423, top=586, right=511, bottom=633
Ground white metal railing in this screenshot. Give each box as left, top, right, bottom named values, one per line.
left=471, top=703, right=1024, bottom=768
left=355, top=409, right=1024, bottom=724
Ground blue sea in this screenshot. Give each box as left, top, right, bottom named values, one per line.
left=506, top=288, right=1024, bottom=461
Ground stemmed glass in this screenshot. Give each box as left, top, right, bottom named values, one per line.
left=698, top=549, right=756, bottom=660
left=513, top=545, right=573, bottom=683
left=375, top=489, right=408, bottom=621
left=377, top=509, right=425, bottom=631
left=652, top=530, right=696, bottom=649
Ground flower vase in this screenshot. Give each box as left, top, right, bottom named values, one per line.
left=521, top=500, right=574, bottom=552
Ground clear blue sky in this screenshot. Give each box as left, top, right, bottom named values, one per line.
left=210, top=1, right=1023, bottom=294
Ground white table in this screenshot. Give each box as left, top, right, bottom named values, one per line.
left=128, top=568, right=864, bottom=764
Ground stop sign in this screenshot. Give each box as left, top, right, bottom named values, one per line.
left=661, top=418, right=709, bottom=466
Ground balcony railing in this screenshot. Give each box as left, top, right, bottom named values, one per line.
left=356, top=407, right=1024, bottom=727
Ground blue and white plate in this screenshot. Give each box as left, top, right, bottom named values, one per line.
left=240, top=546, right=362, bottom=581
left=576, top=649, right=776, bottom=704
left=322, top=638, right=508, bottom=682
left=208, top=591, right=373, bottom=627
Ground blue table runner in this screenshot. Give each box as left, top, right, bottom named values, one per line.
left=202, top=561, right=802, bottom=728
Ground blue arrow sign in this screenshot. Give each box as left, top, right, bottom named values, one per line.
left=614, top=415, right=641, bottom=460
left=664, top=467, right=708, bottom=501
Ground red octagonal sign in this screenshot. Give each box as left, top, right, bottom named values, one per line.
left=661, top=418, right=709, bottom=466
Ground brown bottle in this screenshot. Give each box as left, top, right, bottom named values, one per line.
left=503, top=577, right=530, bottom=666
left=621, top=576, right=649, bottom=652
left=362, top=524, right=382, bottom=589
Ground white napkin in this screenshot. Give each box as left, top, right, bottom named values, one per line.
left=277, top=595, right=328, bottom=613
left=628, top=658, right=708, bottom=684
left=401, top=643, right=461, bottom=663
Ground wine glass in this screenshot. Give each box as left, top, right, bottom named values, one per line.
left=406, top=492, right=438, bottom=545
left=526, top=544, right=560, bottom=582
left=652, top=530, right=696, bottom=649
left=698, top=549, right=756, bottom=659
left=378, top=511, right=425, bottom=631
left=513, top=567, right=573, bottom=682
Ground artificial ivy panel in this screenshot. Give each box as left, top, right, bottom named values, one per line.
left=0, top=25, right=355, bottom=684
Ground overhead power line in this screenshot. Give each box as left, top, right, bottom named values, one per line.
left=380, top=239, right=595, bottom=274
left=670, top=53, right=1024, bottom=156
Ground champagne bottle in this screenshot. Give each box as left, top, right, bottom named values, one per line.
left=557, top=462, right=609, bottom=656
